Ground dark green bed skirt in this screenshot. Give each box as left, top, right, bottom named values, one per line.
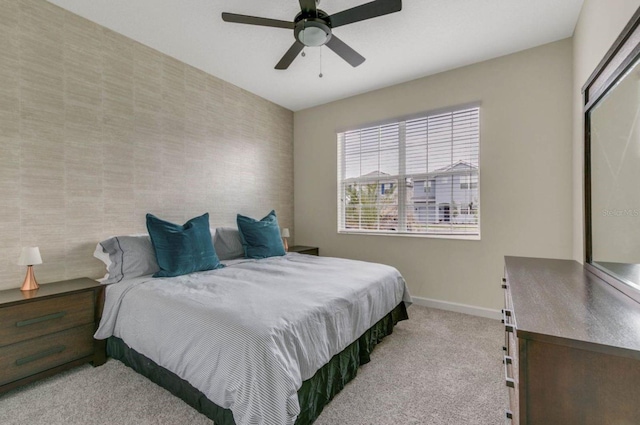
left=107, top=302, right=408, bottom=425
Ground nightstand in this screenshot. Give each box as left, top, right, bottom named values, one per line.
left=288, top=245, right=319, bottom=256
left=0, top=278, right=104, bottom=394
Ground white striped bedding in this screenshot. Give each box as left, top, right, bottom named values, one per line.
left=95, top=253, right=411, bottom=425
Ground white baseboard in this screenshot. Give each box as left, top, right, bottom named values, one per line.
left=410, top=296, right=501, bottom=320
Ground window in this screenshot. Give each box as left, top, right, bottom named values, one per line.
left=337, top=105, right=480, bottom=237
left=460, top=175, right=478, bottom=189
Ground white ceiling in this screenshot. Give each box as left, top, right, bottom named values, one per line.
left=47, top=0, right=584, bottom=111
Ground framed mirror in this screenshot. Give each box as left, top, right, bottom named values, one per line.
left=584, top=7, right=640, bottom=303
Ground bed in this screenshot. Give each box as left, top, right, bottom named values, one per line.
left=94, top=252, right=411, bottom=425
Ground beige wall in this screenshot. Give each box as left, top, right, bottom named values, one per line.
left=294, top=39, right=573, bottom=311
left=571, top=0, right=640, bottom=262
left=0, top=0, right=293, bottom=290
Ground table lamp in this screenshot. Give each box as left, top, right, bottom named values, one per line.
left=281, top=228, right=290, bottom=252
left=18, top=247, right=42, bottom=291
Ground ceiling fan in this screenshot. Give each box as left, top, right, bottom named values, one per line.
left=222, top=0, right=402, bottom=70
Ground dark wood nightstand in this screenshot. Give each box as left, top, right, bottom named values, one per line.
left=0, top=278, right=104, bottom=394
left=288, top=245, right=319, bottom=256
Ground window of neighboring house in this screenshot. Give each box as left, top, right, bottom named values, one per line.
left=460, top=175, right=479, bottom=189
left=337, top=105, right=480, bottom=237
left=381, top=182, right=394, bottom=195
left=425, top=180, right=433, bottom=193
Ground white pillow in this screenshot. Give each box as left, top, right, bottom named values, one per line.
left=94, top=234, right=159, bottom=284
left=93, top=244, right=112, bottom=283
left=213, top=227, right=244, bottom=260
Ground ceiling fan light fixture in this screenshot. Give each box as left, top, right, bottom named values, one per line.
left=295, top=20, right=331, bottom=47
left=299, top=26, right=328, bottom=46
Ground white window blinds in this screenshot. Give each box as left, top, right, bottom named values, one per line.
left=337, top=106, right=480, bottom=237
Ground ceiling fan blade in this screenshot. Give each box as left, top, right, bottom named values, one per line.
left=326, top=35, right=365, bottom=67
left=328, top=0, right=402, bottom=28
left=299, top=0, right=317, bottom=14
left=222, top=12, right=294, bottom=29
left=275, top=41, right=305, bottom=70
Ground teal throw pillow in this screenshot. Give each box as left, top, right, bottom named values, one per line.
left=146, top=213, right=223, bottom=278
left=236, top=210, right=286, bottom=259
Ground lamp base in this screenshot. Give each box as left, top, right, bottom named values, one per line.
left=283, top=238, right=289, bottom=252
left=21, top=265, right=39, bottom=291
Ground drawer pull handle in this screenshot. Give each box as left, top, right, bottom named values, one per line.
left=16, top=311, right=66, bottom=327
left=506, top=410, right=513, bottom=420
left=504, top=355, right=515, bottom=388
left=16, top=345, right=66, bottom=366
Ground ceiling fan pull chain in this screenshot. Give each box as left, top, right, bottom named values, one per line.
left=319, top=47, right=323, bottom=78
left=301, top=22, right=306, bottom=57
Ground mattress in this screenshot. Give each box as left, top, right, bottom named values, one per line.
left=95, top=253, right=411, bottom=425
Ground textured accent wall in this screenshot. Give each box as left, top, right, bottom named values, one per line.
left=0, top=0, right=294, bottom=290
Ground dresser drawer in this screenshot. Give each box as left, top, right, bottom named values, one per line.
left=0, top=323, right=94, bottom=386
left=0, top=291, right=94, bottom=347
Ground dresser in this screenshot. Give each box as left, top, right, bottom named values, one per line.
left=502, top=257, right=640, bottom=424
left=0, top=278, right=104, bottom=394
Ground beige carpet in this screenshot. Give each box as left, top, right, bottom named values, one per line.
left=0, top=305, right=506, bottom=424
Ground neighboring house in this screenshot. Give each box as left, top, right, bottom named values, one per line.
left=412, top=161, right=479, bottom=225
left=343, top=170, right=398, bottom=231
left=343, top=163, right=478, bottom=231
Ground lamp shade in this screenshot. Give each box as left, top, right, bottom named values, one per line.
left=281, top=228, right=290, bottom=238
left=18, top=247, right=42, bottom=266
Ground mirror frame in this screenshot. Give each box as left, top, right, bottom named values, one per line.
left=583, top=6, right=640, bottom=303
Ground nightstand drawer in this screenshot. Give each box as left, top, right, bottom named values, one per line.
left=0, top=291, right=94, bottom=347
left=289, top=246, right=319, bottom=256
left=0, top=323, right=94, bottom=386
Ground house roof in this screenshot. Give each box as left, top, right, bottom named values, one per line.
left=361, top=171, right=391, bottom=177
left=432, top=160, right=478, bottom=173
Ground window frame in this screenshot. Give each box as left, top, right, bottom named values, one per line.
left=337, top=103, right=481, bottom=240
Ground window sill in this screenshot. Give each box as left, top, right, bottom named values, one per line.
left=337, top=230, right=481, bottom=241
